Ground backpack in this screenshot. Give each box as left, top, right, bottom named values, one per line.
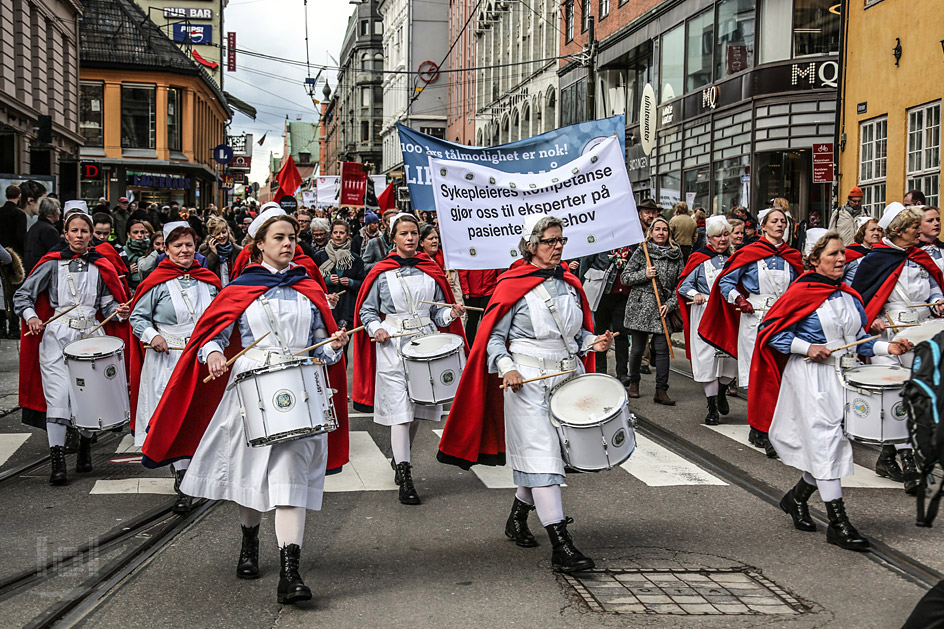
left=902, top=330, right=944, bottom=526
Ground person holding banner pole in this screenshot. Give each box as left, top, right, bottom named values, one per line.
left=352, top=213, right=467, bottom=506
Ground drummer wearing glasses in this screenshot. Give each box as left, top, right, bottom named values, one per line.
left=751, top=232, right=910, bottom=551
left=851, top=203, right=944, bottom=493
left=439, top=214, right=613, bottom=574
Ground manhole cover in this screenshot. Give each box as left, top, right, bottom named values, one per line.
left=563, top=568, right=808, bottom=615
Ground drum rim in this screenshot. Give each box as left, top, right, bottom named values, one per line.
left=63, top=337, right=125, bottom=360
left=399, top=333, right=464, bottom=360
left=232, top=357, right=325, bottom=384
left=549, top=373, right=630, bottom=427
left=843, top=365, right=910, bottom=388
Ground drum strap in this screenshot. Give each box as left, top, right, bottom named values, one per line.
left=173, top=278, right=197, bottom=322
left=61, top=261, right=81, bottom=309
left=533, top=283, right=575, bottom=361
left=259, top=296, right=291, bottom=355
left=394, top=269, right=418, bottom=316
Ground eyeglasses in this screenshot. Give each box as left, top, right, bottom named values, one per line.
left=538, top=237, right=568, bottom=246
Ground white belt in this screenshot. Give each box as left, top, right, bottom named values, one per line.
left=157, top=331, right=189, bottom=347
left=512, top=353, right=578, bottom=372
left=888, top=310, right=924, bottom=325
left=67, top=317, right=96, bottom=330
left=747, top=294, right=777, bottom=309
left=389, top=316, right=431, bottom=332
left=243, top=348, right=299, bottom=366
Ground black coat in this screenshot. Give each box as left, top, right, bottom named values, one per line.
left=24, top=217, right=61, bottom=272
left=0, top=201, right=27, bottom=255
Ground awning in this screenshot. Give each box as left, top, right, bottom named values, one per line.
left=224, top=91, right=257, bottom=119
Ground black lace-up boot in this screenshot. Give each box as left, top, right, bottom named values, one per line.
left=277, top=544, right=312, bottom=604
left=49, top=446, right=67, bottom=486
left=899, top=449, right=920, bottom=495
left=704, top=397, right=720, bottom=426
left=396, top=461, right=421, bottom=505
left=874, top=445, right=904, bottom=482
left=504, top=497, right=538, bottom=547
left=716, top=387, right=729, bottom=416
left=779, top=477, right=818, bottom=532
left=172, top=468, right=194, bottom=514
left=545, top=517, right=595, bottom=573
left=75, top=436, right=93, bottom=473
left=236, top=525, right=260, bottom=579
left=825, top=498, right=870, bottom=551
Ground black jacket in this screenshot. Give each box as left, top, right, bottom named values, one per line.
left=0, top=201, right=27, bottom=255
left=24, top=217, right=61, bottom=272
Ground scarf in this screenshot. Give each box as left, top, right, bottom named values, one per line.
left=216, top=240, right=233, bottom=258
left=319, top=239, right=354, bottom=276
left=125, top=238, right=150, bottom=256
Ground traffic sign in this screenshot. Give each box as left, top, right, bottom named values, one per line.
left=213, top=144, right=234, bottom=165
left=812, top=143, right=834, bottom=184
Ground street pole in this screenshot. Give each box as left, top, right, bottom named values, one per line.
left=586, top=16, right=595, bottom=122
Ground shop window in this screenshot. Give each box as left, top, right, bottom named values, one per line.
left=167, top=88, right=181, bottom=152
left=716, top=0, right=755, bottom=79
left=660, top=24, right=684, bottom=103
left=713, top=156, right=750, bottom=214
left=564, top=1, right=574, bottom=42
left=659, top=172, right=682, bottom=208
left=907, top=102, right=941, bottom=206
left=560, top=79, right=587, bottom=127
left=684, top=167, right=710, bottom=211
left=859, top=116, right=887, bottom=217
left=686, top=10, right=714, bottom=92
left=793, top=0, right=840, bottom=57
left=121, top=85, right=156, bottom=150
left=758, top=0, right=791, bottom=63
left=623, top=42, right=654, bottom=124
left=79, top=81, right=104, bottom=148
left=596, top=69, right=626, bottom=118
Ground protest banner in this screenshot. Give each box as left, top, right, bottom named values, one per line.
left=340, top=162, right=367, bottom=206
left=398, top=116, right=625, bottom=212
left=429, top=135, right=643, bottom=270
left=316, top=176, right=339, bottom=207
left=301, top=190, right=316, bottom=207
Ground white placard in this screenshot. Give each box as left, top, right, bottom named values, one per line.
left=301, top=190, right=316, bottom=207
left=429, top=136, right=644, bottom=270
left=316, top=176, right=339, bottom=206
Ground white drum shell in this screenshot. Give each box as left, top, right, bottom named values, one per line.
left=549, top=374, right=637, bottom=472
left=63, top=338, right=130, bottom=431
left=234, top=359, right=337, bottom=447
left=843, top=366, right=910, bottom=444
left=401, top=334, right=465, bottom=405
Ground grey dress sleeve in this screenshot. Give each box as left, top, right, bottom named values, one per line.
left=14, top=260, right=55, bottom=318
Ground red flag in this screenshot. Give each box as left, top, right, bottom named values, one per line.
left=340, top=162, right=368, bottom=206
left=377, top=182, right=396, bottom=212
left=275, top=154, right=303, bottom=201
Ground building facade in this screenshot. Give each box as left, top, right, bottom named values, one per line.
left=379, top=0, right=449, bottom=174
left=78, top=0, right=231, bottom=209
left=561, top=0, right=840, bottom=220
left=445, top=0, right=477, bottom=145
left=0, top=0, right=83, bottom=199
left=473, top=0, right=560, bottom=148
left=837, top=0, right=942, bottom=214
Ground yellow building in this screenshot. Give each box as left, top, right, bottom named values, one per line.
left=838, top=0, right=943, bottom=214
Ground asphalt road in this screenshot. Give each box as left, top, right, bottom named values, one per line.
left=0, top=337, right=939, bottom=627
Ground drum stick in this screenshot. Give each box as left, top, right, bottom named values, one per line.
left=85, top=300, right=133, bottom=337
left=883, top=322, right=922, bottom=331
left=293, top=325, right=365, bottom=355
left=420, top=300, right=485, bottom=312
left=803, top=335, right=881, bottom=361
left=371, top=331, right=419, bottom=341
left=144, top=345, right=186, bottom=351
left=24, top=304, right=78, bottom=335
left=202, top=332, right=270, bottom=383
left=642, top=242, right=675, bottom=359
left=736, top=307, right=768, bottom=312
left=591, top=331, right=620, bottom=344
left=905, top=302, right=944, bottom=308
left=499, top=369, right=576, bottom=389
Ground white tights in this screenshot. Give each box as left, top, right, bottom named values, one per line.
left=46, top=422, right=67, bottom=448
left=802, top=471, right=843, bottom=502
left=515, top=485, right=564, bottom=527
left=702, top=377, right=734, bottom=398
left=238, top=506, right=307, bottom=547
left=171, top=459, right=190, bottom=473
left=391, top=421, right=420, bottom=464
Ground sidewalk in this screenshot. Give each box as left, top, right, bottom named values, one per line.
left=0, top=339, right=20, bottom=416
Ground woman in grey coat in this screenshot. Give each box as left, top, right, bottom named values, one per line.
left=621, top=217, right=683, bottom=405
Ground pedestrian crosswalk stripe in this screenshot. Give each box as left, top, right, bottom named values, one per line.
left=115, top=434, right=142, bottom=454
left=0, top=433, right=30, bottom=467
left=325, top=431, right=398, bottom=492
left=432, top=430, right=516, bottom=488
left=89, top=478, right=175, bottom=495
left=703, top=424, right=901, bottom=489
left=620, top=434, right=728, bottom=487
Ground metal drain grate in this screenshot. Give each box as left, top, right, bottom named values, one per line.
left=563, top=568, right=807, bottom=615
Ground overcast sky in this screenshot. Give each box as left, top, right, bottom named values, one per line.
left=223, top=0, right=354, bottom=185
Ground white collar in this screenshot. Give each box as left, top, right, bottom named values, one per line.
left=882, top=237, right=906, bottom=251
left=261, top=260, right=294, bottom=275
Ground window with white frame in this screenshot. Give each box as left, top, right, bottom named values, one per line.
left=859, top=116, right=887, bottom=217
left=907, top=101, right=941, bottom=206
left=599, top=0, right=609, bottom=19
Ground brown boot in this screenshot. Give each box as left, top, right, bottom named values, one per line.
left=653, top=389, right=676, bottom=406
left=627, top=382, right=640, bottom=398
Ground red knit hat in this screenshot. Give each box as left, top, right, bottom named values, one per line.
left=848, top=186, right=864, bottom=198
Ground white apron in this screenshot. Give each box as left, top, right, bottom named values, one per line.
left=373, top=269, right=443, bottom=425
left=769, top=293, right=859, bottom=479
left=504, top=282, right=585, bottom=476
left=874, top=264, right=935, bottom=368
left=181, top=290, right=329, bottom=512
left=40, top=260, right=106, bottom=421
left=134, top=279, right=213, bottom=446
left=737, top=258, right=789, bottom=386
left=689, top=260, right=737, bottom=383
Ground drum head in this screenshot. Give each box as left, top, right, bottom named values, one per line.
left=549, top=374, right=627, bottom=425
left=893, top=319, right=944, bottom=344
left=400, top=333, right=463, bottom=359
left=844, top=365, right=910, bottom=387
left=64, top=336, right=124, bottom=358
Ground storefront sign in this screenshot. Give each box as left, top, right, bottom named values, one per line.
left=164, top=7, right=213, bottom=19
left=790, top=60, right=839, bottom=89
left=172, top=23, right=213, bottom=44
left=227, top=32, right=236, bottom=72
left=812, top=143, right=834, bottom=184
left=660, top=103, right=677, bottom=126
left=231, top=155, right=251, bottom=170
left=701, top=86, right=720, bottom=110
left=130, top=173, right=191, bottom=189
left=625, top=142, right=650, bottom=182
left=640, top=83, right=656, bottom=156
left=220, top=175, right=234, bottom=189
left=81, top=163, right=100, bottom=179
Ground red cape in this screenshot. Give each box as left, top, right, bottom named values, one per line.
left=699, top=240, right=803, bottom=358
left=675, top=247, right=716, bottom=361
left=127, top=258, right=222, bottom=428
left=351, top=252, right=468, bottom=412
left=845, top=243, right=869, bottom=263
left=437, top=264, right=595, bottom=469
left=19, top=250, right=129, bottom=423
left=230, top=244, right=327, bottom=291
left=93, top=242, right=131, bottom=295
left=747, top=273, right=864, bottom=432
left=141, top=267, right=350, bottom=470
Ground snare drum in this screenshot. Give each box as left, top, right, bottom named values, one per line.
left=232, top=358, right=337, bottom=447
left=548, top=373, right=636, bottom=472
left=893, top=319, right=944, bottom=345
left=400, top=333, right=465, bottom=405
left=63, top=336, right=130, bottom=431
left=842, top=365, right=910, bottom=444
